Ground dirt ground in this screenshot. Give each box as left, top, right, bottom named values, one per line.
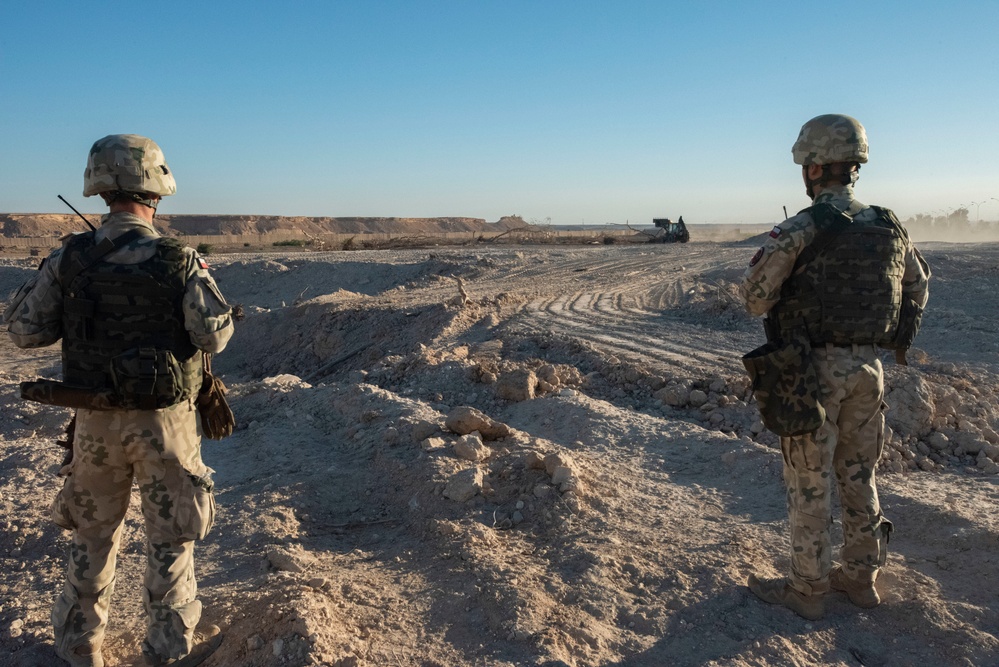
left=2, top=239, right=998, bottom=667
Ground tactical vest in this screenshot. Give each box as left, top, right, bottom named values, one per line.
left=58, top=232, right=202, bottom=409
left=774, top=203, right=908, bottom=346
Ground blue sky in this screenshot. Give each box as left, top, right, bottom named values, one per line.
left=2, top=1, right=997, bottom=225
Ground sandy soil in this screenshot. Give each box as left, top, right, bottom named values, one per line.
left=2, top=240, right=998, bottom=667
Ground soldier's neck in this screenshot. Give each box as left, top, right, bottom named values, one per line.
left=108, top=201, right=156, bottom=223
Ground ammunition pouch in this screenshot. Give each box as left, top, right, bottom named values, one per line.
left=881, top=296, right=924, bottom=351
left=20, top=379, right=119, bottom=410
left=742, top=337, right=826, bottom=437
left=110, top=347, right=189, bottom=410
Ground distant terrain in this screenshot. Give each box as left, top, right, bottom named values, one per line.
left=0, top=214, right=529, bottom=238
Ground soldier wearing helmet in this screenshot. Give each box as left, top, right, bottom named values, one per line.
left=4, top=135, right=233, bottom=666
left=739, top=115, right=930, bottom=620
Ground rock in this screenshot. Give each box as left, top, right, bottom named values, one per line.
left=544, top=451, right=575, bottom=476
left=533, top=484, right=552, bottom=498
left=538, top=364, right=560, bottom=386
left=496, top=369, right=538, bottom=402
left=308, top=577, right=328, bottom=589
left=443, top=468, right=483, bottom=502
left=953, top=432, right=985, bottom=455
left=655, top=384, right=686, bottom=407
left=688, top=389, right=708, bottom=407
left=750, top=419, right=765, bottom=435
left=453, top=433, right=490, bottom=462
left=480, top=371, right=498, bottom=384
left=266, top=545, right=316, bottom=573
left=524, top=451, right=546, bottom=470
left=422, top=437, right=446, bottom=451
left=411, top=419, right=439, bottom=441
left=551, top=466, right=573, bottom=486
left=511, top=511, right=525, bottom=525
left=559, top=388, right=578, bottom=398
left=709, top=379, right=727, bottom=393
left=247, top=635, right=265, bottom=651
left=884, top=371, right=934, bottom=437
left=927, top=432, right=951, bottom=453
left=445, top=406, right=511, bottom=440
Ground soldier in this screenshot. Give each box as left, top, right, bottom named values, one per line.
left=4, top=135, right=234, bottom=666
left=739, top=115, right=930, bottom=620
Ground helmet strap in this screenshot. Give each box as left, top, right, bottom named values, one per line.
left=108, top=190, right=159, bottom=210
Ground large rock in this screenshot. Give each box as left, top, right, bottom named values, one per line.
left=884, top=370, right=934, bottom=438
left=453, top=433, right=490, bottom=461
left=496, top=369, right=538, bottom=402
left=443, top=468, right=484, bottom=502
left=445, top=406, right=512, bottom=440
left=266, top=545, right=316, bottom=573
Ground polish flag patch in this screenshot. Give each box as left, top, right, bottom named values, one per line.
left=197, top=258, right=210, bottom=270
left=749, top=247, right=764, bottom=266
left=769, top=226, right=782, bottom=238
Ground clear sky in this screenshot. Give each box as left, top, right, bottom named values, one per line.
left=2, top=1, right=997, bottom=225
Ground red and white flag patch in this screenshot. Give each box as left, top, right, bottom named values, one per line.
left=769, top=226, right=782, bottom=238
left=197, top=258, right=210, bottom=270
left=749, top=247, right=764, bottom=266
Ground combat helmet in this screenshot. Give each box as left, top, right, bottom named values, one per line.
left=791, top=114, right=868, bottom=165
left=83, top=134, right=176, bottom=208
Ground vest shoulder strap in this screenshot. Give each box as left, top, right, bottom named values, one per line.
left=60, top=229, right=150, bottom=289
left=792, top=203, right=853, bottom=273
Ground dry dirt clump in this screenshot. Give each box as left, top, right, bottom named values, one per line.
left=3, top=242, right=999, bottom=667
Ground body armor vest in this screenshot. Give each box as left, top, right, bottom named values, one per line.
left=58, top=232, right=202, bottom=409
left=775, top=203, right=907, bottom=346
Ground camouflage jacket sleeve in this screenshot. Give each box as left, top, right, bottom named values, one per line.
left=902, top=242, right=930, bottom=308
left=738, top=213, right=819, bottom=316
left=181, top=251, right=234, bottom=353
left=4, top=248, right=66, bottom=348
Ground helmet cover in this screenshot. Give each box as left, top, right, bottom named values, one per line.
left=792, top=114, right=869, bottom=165
left=83, top=134, right=177, bottom=197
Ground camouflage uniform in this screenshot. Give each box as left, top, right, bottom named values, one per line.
left=740, top=184, right=929, bottom=596
left=5, top=212, right=232, bottom=665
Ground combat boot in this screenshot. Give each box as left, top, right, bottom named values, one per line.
left=747, top=574, right=825, bottom=620
left=142, top=625, right=222, bottom=667
left=830, top=566, right=880, bottom=608
left=56, top=643, right=105, bottom=667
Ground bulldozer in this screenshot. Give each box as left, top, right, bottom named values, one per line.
left=651, top=216, right=689, bottom=243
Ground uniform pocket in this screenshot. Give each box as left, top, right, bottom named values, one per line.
left=174, top=470, right=215, bottom=540
left=51, top=476, right=77, bottom=530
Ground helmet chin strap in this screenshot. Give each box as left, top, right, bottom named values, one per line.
left=806, top=164, right=861, bottom=199
left=108, top=190, right=159, bottom=210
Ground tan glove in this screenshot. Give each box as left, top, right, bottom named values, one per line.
left=197, top=353, right=235, bottom=440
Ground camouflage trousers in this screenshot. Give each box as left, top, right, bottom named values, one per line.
left=779, top=343, right=891, bottom=596
left=50, top=397, right=215, bottom=664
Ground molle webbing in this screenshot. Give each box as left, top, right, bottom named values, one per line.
left=776, top=204, right=907, bottom=346
left=58, top=232, right=201, bottom=403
